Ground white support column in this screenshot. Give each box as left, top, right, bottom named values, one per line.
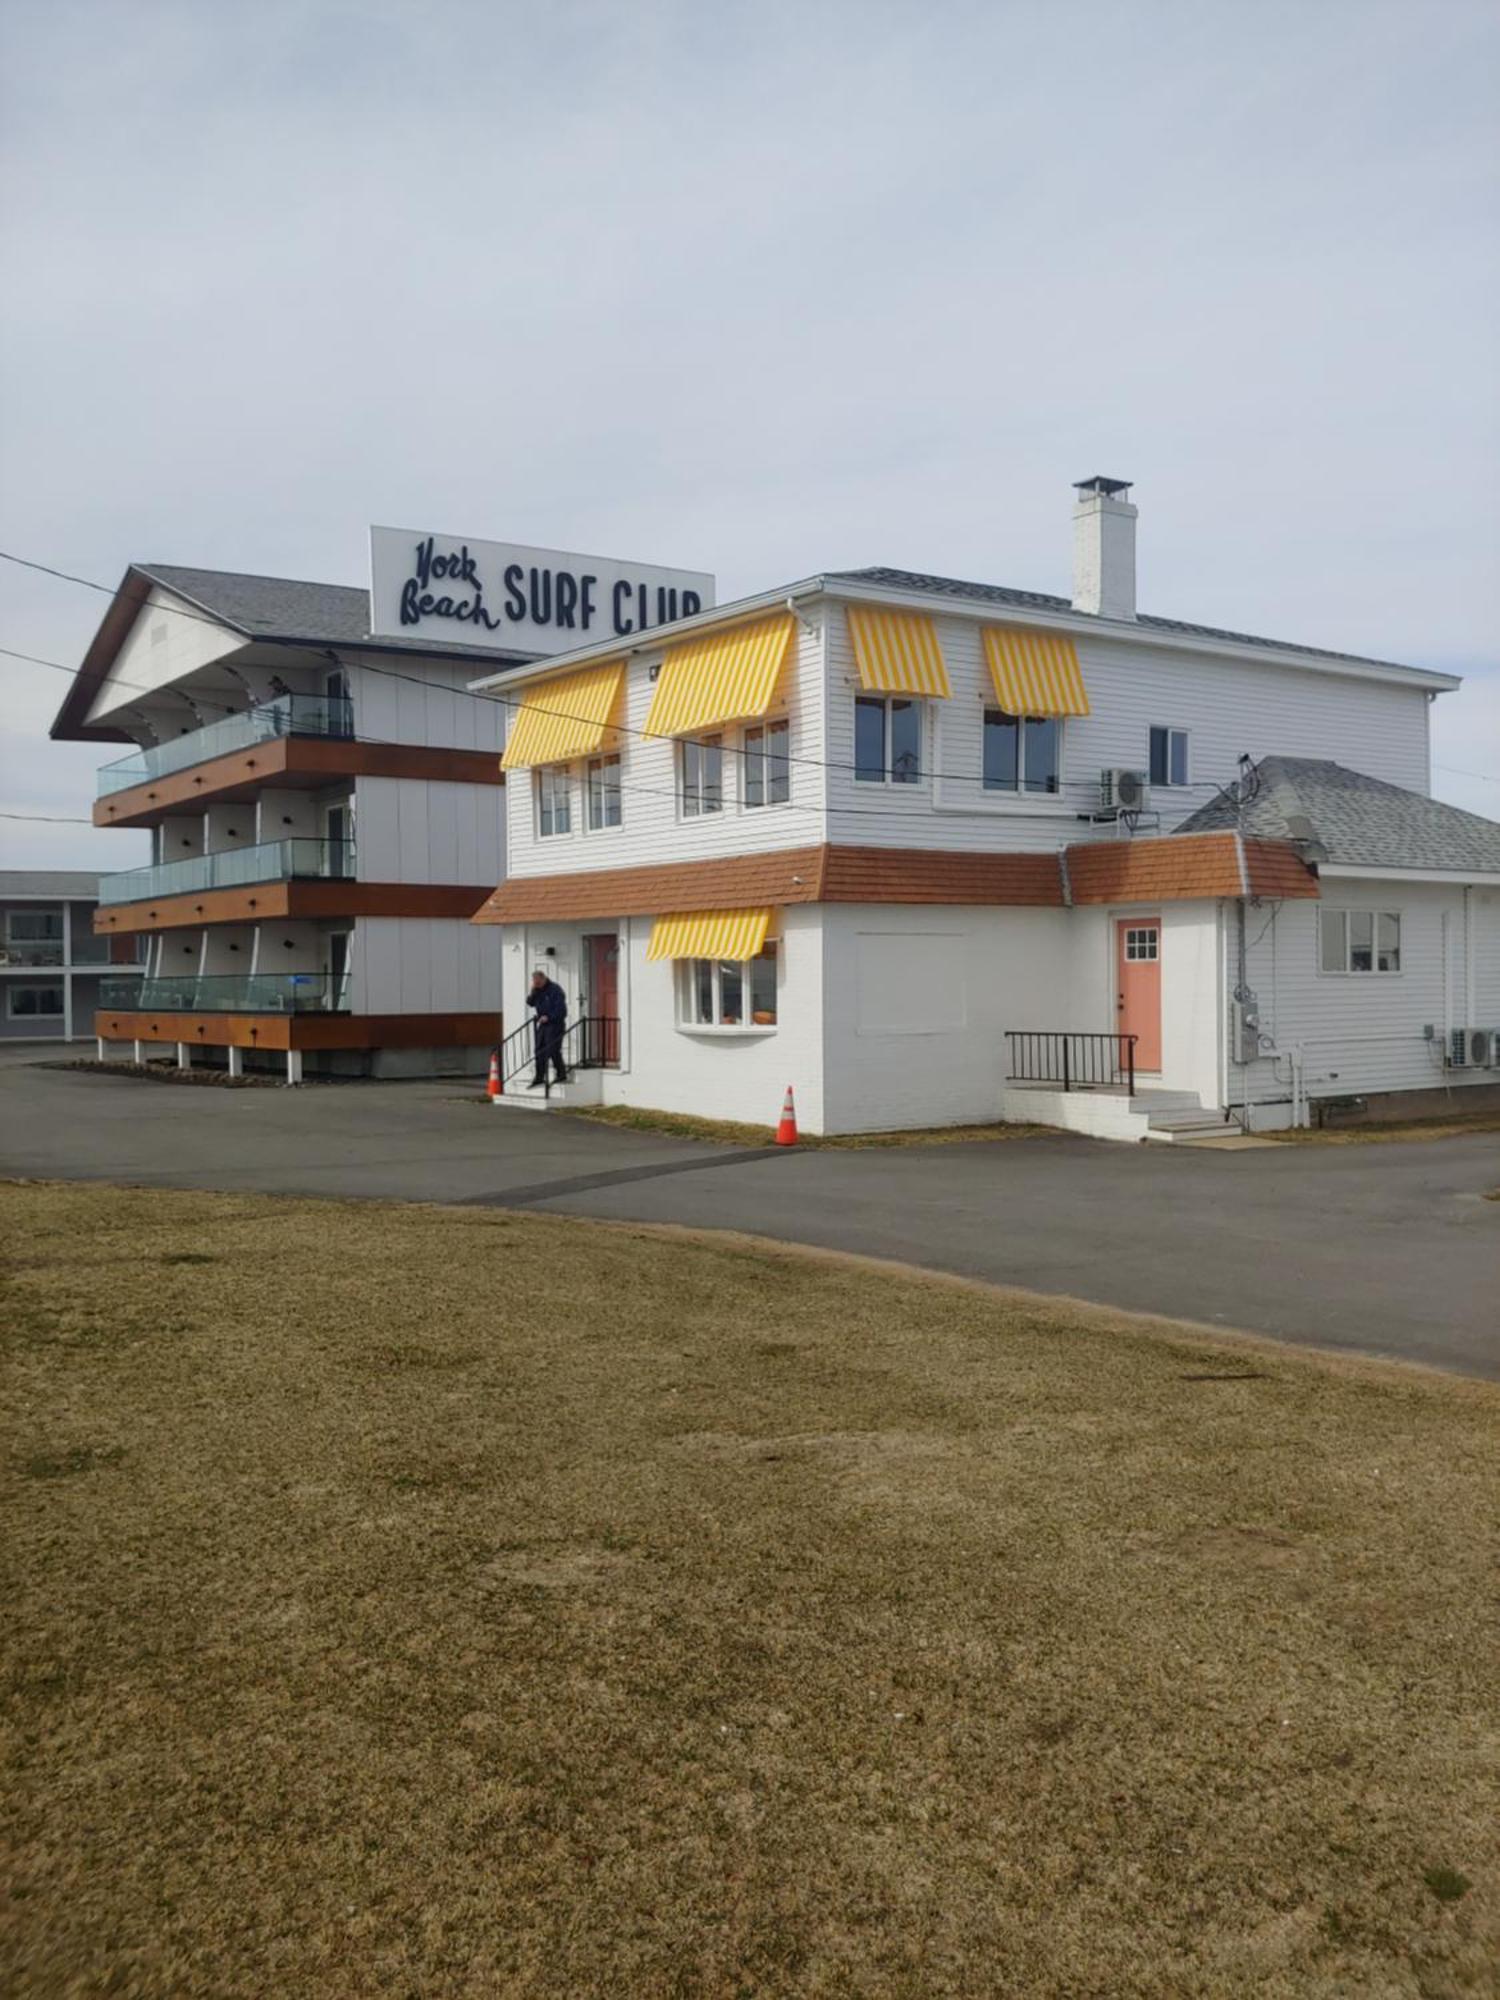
left=133, top=1039, right=145, bottom=1064
left=176, top=1041, right=192, bottom=1069
left=285, top=1048, right=303, bottom=1086
left=96, top=1036, right=106, bottom=1061
left=63, top=971, right=74, bottom=1043
left=226, top=1046, right=243, bottom=1078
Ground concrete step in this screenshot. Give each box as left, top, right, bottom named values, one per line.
left=491, top=1070, right=603, bottom=1112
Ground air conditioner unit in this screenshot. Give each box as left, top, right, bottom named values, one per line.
left=1447, top=1028, right=1470, bottom=1069
left=1466, top=1028, right=1494, bottom=1069
left=1101, top=768, right=1150, bottom=814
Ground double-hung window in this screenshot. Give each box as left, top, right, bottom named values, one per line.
left=1320, top=909, right=1401, bottom=974
left=982, top=710, right=1060, bottom=794
left=743, top=719, right=790, bottom=808
left=1149, top=726, right=1189, bottom=788
left=681, top=735, right=724, bottom=816
left=536, top=765, right=572, bottom=838
left=854, top=696, right=922, bottom=784
left=586, top=753, right=621, bottom=831
left=681, top=943, right=777, bottom=1028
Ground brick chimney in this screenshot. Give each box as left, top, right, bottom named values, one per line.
left=1072, top=476, right=1136, bottom=620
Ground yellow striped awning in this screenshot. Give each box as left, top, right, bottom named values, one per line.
left=499, top=660, right=626, bottom=771
left=646, top=908, right=773, bottom=962
left=982, top=628, right=1091, bottom=717
left=845, top=606, right=951, bottom=698
left=643, top=614, right=796, bottom=738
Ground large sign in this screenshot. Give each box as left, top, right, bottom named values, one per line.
left=368, top=526, right=715, bottom=654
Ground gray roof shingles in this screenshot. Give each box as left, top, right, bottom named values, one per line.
left=136, top=564, right=535, bottom=664
left=1175, top=757, right=1500, bottom=875
left=828, top=566, right=1426, bottom=675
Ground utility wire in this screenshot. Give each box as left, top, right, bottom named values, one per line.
left=0, top=545, right=1285, bottom=812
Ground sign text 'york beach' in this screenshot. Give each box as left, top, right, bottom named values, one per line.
left=399, top=538, right=705, bottom=639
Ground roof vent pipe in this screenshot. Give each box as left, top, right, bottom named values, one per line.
left=1072, top=476, right=1137, bottom=621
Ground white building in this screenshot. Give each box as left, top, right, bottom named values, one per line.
left=472, top=479, right=1500, bottom=1136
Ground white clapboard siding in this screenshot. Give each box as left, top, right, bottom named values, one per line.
left=823, top=607, right=1433, bottom=855
left=501, top=620, right=828, bottom=881
left=1233, top=879, right=1500, bottom=1105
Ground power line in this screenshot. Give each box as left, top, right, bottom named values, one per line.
left=0, top=544, right=1286, bottom=811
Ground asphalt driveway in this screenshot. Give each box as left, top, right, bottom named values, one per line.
left=2, top=1058, right=1496, bottom=1379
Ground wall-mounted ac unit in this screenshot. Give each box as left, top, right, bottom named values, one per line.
left=1447, top=1028, right=1470, bottom=1069
left=1101, top=768, right=1150, bottom=814
left=1466, top=1027, right=1494, bottom=1069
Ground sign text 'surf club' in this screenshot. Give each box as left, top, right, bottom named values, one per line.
left=368, top=527, right=716, bottom=655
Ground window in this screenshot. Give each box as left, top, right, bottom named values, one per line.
left=8, top=985, right=64, bottom=1018
left=1122, top=925, right=1159, bottom=962
left=744, top=719, right=790, bottom=808
left=982, top=710, right=1060, bottom=794
left=537, top=765, right=572, bottom=838
left=681, top=735, right=724, bottom=816
left=1149, top=726, right=1188, bottom=788
left=586, top=753, right=622, bottom=830
left=854, top=696, right=922, bottom=784
left=681, top=943, right=777, bottom=1028
left=1320, top=908, right=1401, bottom=974
left=6, top=910, right=63, bottom=942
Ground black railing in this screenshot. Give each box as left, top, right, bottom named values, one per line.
left=495, top=1015, right=621, bottom=1092
left=1006, top=1031, right=1137, bottom=1097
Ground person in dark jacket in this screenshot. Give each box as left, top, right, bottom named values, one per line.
left=526, top=968, right=569, bottom=1087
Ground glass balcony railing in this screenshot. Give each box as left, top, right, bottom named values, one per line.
left=98, top=837, right=355, bottom=907
left=98, top=972, right=348, bottom=1014
left=0, top=943, right=65, bottom=967
left=96, top=694, right=354, bottom=797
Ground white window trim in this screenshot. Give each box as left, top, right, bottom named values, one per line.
left=852, top=693, right=928, bottom=790
left=1317, top=907, right=1403, bottom=976
left=980, top=705, right=1065, bottom=800
left=535, top=764, right=575, bottom=840
left=678, top=734, right=728, bottom=821
left=584, top=753, right=623, bottom=835
left=741, top=717, right=793, bottom=811
left=674, top=947, right=779, bottom=1035
left=1148, top=724, right=1191, bottom=788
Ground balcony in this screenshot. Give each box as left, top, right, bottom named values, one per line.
left=96, top=693, right=354, bottom=797
left=98, top=972, right=348, bottom=1013
left=98, top=837, right=355, bottom=907
left=0, top=943, right=65, bottom=967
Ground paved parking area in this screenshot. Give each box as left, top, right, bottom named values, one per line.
left=2, top=1057, right=1496, bottom=1378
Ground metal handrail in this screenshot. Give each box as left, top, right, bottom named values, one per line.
left=498, top=1014, right=620, bottom=1093
left=1005, top=1030, right=1137, bottom=1097
left=96, top=694, right=354, bottom=796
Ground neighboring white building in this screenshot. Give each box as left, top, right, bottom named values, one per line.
left=472, top=479, right=1500, bottom=1136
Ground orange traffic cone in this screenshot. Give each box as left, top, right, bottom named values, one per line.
left=775, top=1085, right=798, bottom=1146
left=487, top=1049, right=501, bottom=1100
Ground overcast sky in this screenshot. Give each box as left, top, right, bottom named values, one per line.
left=1, top=0, right=1496, bottom=870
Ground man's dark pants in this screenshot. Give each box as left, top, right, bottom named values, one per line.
left=533, top=1021, right=568, bottom=1087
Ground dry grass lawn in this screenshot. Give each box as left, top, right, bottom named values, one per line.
left=3, top=1181, right=1497, bottom=1999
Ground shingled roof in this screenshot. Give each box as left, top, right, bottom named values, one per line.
left=829, top=567, right=1426, bottom=675
left=134, top=564, right=531, bottom=663
left=1175, top=758, right=1500, bottom=876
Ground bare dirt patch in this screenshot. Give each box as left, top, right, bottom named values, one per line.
left=2, top=1180, right=1496, bottom=1998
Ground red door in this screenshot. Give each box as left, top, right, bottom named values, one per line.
left=583, top=933, right=620, bottom=1066
left=1116, top=919, right=1162, bottom=1072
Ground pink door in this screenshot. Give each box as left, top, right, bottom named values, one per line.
left=1116, top=919, right=1162, bottom=1072
left=583, top=933, right=620, bottom=1066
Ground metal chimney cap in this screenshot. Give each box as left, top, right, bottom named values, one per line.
left=1073, top=475, right=1133, bottom=498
